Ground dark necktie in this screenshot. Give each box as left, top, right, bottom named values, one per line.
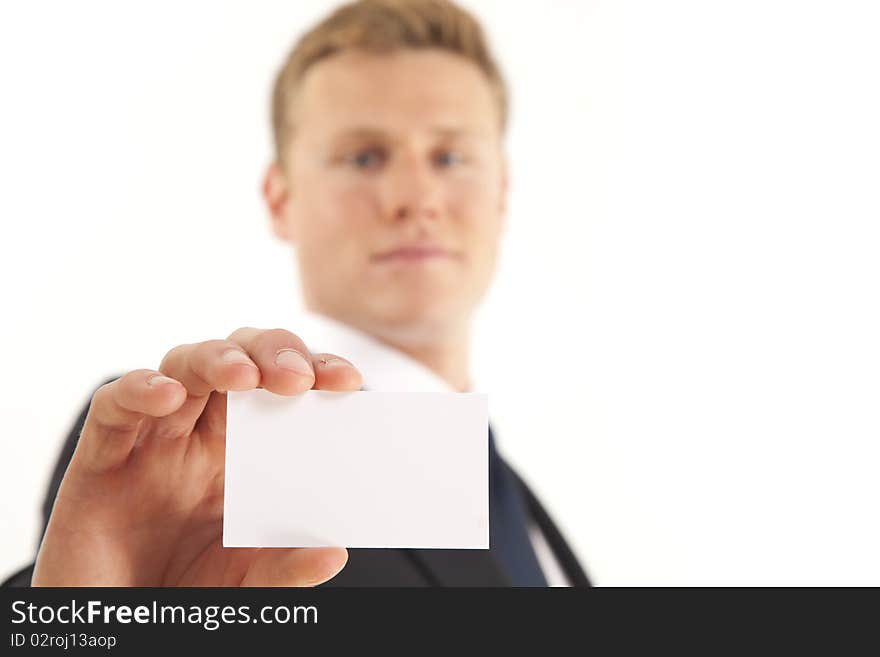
left=489, top=426, right=548, bottom=587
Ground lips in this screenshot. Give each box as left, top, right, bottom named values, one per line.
left=371, top=245, right=460, bottom=262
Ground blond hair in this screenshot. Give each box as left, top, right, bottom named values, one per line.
left=270, top=0, right=508, bottom=164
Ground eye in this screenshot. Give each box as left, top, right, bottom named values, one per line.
left=347, top=147, right=386, bottom=170
left=434, top=150, right=465, bottom=168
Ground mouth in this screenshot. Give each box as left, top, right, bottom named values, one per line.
left=371, top=245, right=462, bottom=263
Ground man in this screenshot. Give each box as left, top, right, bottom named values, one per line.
left=3, top=0, right=589, bottom=587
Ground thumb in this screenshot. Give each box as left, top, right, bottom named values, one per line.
left=240, top=547, right=348, bottom=587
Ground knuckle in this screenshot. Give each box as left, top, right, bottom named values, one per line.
left=95, top=370, right=138, bottom=400
left=128, top=368, right=156, bottom=380
left=91, top=380, right=116, bottom=406
left=262, top=328, right=303, bottom=347
left=159, top=343, right=190, bottom=370
left=200, top=339, right=232, bottom=354
left=88, top=379, right=141, bottom=429
left=227, top=326, right=259, bottom=341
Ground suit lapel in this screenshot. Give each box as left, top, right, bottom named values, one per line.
left=510, top=469, right=592, bottom=587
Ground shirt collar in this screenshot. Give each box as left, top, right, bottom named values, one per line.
left=291, top=310, right=456, bottom=393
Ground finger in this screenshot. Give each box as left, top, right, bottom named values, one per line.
left=227, top=327, right=315, bottom=396
left=311, top=353, right=363, bottom=391
left=240, top=547, right=348, bottom=587
left=193, top=351, right=364, bottom=449
left=159, top=339, right=261, bottom=397
left=76, top=370, right=188, bottom=472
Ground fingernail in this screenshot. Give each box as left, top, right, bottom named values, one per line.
left=318, top=356, right=352, bottom=368
left=147, top=374, right=178, bottom=387
left=222, top=349, right=255, bottom=366
left=275, top=349, right=314, bottom=376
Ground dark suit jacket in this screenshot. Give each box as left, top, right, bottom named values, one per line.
left=2, top=379, right=590, bottom=587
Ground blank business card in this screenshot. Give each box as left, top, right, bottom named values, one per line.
left=223, top=389, right=489, bottom=549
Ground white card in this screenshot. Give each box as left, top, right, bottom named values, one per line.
left=223, top=389, right=489, bottom=549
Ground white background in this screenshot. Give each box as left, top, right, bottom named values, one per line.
left=1, top=0, right=878, bottom=585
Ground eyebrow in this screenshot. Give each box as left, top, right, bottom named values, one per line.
left=331, top=126, right=487, bottom=142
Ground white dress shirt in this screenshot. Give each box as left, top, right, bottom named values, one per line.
left=291, top=311, right=570, bottom=587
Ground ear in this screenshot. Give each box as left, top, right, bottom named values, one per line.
left=262, top=162, right=296, bottom=242
left=498, top=154, right=509, bottom=232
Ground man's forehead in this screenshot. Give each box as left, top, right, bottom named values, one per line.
left=294, top=50, right=498, bottom=121
left=305, top=48, right=487, bottom=87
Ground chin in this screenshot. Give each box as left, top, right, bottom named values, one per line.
left=364, top=294, right=473, bottom=343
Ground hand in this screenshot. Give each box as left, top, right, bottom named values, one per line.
left=32, top=327, right=362, bottom=586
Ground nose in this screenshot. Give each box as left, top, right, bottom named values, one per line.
left=380, top=152, right=441, bottom=224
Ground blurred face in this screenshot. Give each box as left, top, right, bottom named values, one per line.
left=264, top=48, right=508, bottom=345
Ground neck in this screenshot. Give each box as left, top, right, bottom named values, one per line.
left=309, top=306, right=473, bottom=391
left=380, top=327, right=472, bottom=392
